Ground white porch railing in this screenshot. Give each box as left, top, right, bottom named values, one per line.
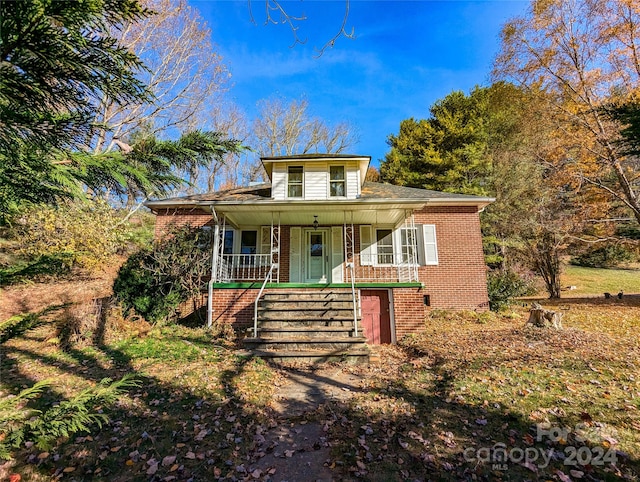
left=253, top=263, right=276, bottom=337
left=344, top=253, right=419, bottom=283
left=215, top=252, right=419, bottom=284
left=218, top=254, right=272, bottom=282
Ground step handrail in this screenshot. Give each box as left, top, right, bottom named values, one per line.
left=254, top=263, right=276, bottom=338
left=347, top=262, right=358, bottom=337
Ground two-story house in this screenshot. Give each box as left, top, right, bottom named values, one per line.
left=145, top=154, right=493, bottom=361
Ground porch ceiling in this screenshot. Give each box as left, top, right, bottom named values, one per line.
left=213, top=202, right=425, bottom=228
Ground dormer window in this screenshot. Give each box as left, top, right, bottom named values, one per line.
left=287, top=166, right=303, bottom=198
left=330, top=166, right=345, bottom=197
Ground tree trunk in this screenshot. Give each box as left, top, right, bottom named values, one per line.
left=527, top=302, right=563, bottom=329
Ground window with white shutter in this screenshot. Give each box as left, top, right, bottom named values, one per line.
left=359, top=225, right=373, bottom=266
left=421, top=224, right=438, bottom=265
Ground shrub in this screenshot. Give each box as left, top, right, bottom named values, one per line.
left=487, top=269, right=536, bottom=312
left=6, top=200, right=130, bottom=273
left=113, top=226, right=212, bottom=323
left=0, top=376, right=139, bottom=459
left=570, top=244, right=636, bottom=268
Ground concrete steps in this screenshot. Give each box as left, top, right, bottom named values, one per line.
left=243, top=290, right=368, bottom=364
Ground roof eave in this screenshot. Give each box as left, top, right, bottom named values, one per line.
left=145, top=196, right=495, bottom=213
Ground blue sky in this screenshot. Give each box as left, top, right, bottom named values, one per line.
left=191, top=0, right=529, bottom=167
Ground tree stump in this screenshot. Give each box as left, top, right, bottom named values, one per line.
left=527, top=302, right=563, bottom=329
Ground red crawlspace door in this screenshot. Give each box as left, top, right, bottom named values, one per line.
left=360, top=290, right=391, bottom=344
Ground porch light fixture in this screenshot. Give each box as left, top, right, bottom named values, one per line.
left=313, top=215, right=319, bottom=230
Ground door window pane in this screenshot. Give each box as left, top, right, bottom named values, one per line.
left=310, top=233, right=323, bottom=256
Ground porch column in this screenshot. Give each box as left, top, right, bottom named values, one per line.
left=207, top=208, right=221, bottom=328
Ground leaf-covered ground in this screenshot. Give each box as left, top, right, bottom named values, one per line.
left=1, top=275, right=639, bottom=481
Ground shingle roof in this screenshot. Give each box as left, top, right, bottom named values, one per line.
left=360, top=182, right=490, bottom=201
left=147, top=183, right=271, bottom=204
left=144, top=181, right=493, bottom=209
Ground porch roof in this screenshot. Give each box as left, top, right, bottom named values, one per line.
left=145, top=182, right=494, bottom=227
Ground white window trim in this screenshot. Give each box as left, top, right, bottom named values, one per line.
left=328, top=164, right=347, bottom=198
left=373, top=227, right=395, bottom=266
left=233, top=227, right=261, bottom=254
left=397, top=226, right=420, bottom=266
left=421, top=224, right=439, bottom=265
left=287, top=165, right=304, bottom=199
left=360, top=224, right=439, bottom=267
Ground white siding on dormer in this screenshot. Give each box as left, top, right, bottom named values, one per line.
left=272, top=164, right=287, bottom=199
left=305, top=163, right=327, bottom=199
left=269, top=161, right=363, bottom=200
left=346, top=165, right=359, bottom=198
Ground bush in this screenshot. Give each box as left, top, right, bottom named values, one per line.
left=113, top=226, right=212, bottom=323
left=6, top=200, right=130, bottom=272
left=487, top=269, right=536, bottom=312
left=0, top=376, right=139, bottom=459
left=570, top=244, right=636, bottom=268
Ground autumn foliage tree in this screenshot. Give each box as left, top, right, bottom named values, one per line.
left=493, top=0, right=640, bottom=225
left=381, top=83, right=590, bottom=298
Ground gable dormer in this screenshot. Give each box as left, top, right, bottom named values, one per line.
left=262, top=154, right=371, bottom=201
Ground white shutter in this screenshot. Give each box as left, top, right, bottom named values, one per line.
left=260, top=226, right=271, bottom=267
left=359, top=225, right=373, bottom=266
left=260, top=226, right=271, bottom=254
left=331, top=226, right=344, bottom=283
left=289, top=227, right=302, bottom=282
left=421, top=224, right=438, bottom=265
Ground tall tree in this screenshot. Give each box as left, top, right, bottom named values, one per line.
left=493, top=0, right=640, bottom=224
left=92, top=0, right=229, bottom=151
left=0, top=0, right=150, bottom=215
left=87, top=0, right=234, bottom=199
left=381, top=86, right=495, bottom=195
left=252, top=98, right=357, bottom=157
left=381, top=83, right=590, bottom=298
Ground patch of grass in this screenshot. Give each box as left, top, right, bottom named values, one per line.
left=562, top=264, right=640, bottom=295
left=111, top=326, right=224, bottom=363
left=326, top=303, right=640, bottom=481
left=0, top=313, right=283, bottom=481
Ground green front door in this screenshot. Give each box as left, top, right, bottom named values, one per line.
left=305, top=229, right=329, bottom=283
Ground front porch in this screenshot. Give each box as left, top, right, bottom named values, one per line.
left=205, top=207, right=428, bottom=361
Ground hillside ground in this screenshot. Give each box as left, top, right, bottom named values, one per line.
left=0, top=265, right=639, bottom=481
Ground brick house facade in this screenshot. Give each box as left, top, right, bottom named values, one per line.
left=146, top=154, right=493, bottom=345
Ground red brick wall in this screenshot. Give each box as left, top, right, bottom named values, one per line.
left=154, top=204, right=489, bottom=339
left=210, top=287, right=352, bottom=331
left=153, top=208, right=213, bottom=238
left=391, top=287, right=427, bottom=339
left=413, top=206, right=489, bottom=311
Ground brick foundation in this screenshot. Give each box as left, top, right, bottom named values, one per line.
left=391, top=287, right=428, bottom=339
